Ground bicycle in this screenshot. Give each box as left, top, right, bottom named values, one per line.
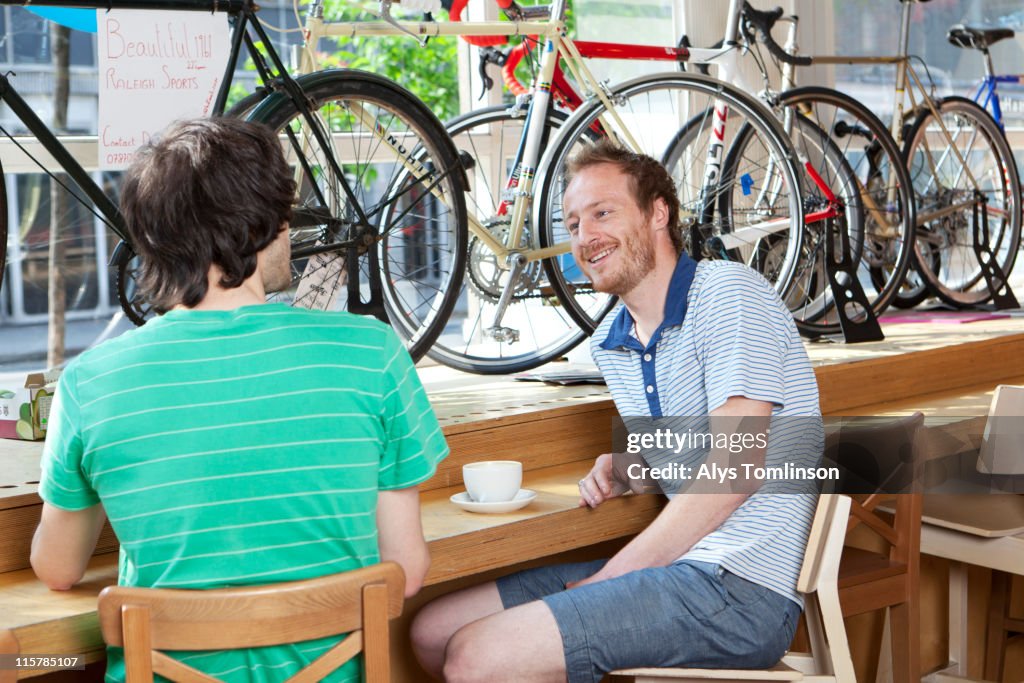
left=744, top=0, right=1021, bottom=311
left=947, top=24, right=1020, bottom=132
left=0, top=0, right=468, bottom=363
left=252, top=0, right=808, bottom=373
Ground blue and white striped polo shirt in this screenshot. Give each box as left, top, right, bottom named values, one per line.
left=591, top=254, right=822, bottom=606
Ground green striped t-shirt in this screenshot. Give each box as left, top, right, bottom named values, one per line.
left=39, top=303, right=448, bottom=683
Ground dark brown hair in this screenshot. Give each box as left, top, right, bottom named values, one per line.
left=120, top=118, right=296, bottom=311
left=565, top=139, right=683, bottom=253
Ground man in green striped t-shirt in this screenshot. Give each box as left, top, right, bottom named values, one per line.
left=31, top=118, right=448, bottom=683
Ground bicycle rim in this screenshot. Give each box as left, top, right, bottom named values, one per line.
left=246, top=70, right=467, bottom=361
left=903, top=96, right=1021, bottom=307
left=425, top=104, right=603, bottom=374
left=536, top=71, right=805, bottom=318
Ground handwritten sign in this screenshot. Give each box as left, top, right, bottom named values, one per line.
left=97, top=10, right=230, bottom=170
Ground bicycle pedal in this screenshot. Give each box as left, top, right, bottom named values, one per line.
left=485, top=326, right=520, bottom=344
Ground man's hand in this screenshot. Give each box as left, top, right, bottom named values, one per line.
left=577, top=452, right=650, bottom=508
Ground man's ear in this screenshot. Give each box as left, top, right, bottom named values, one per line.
left=650, top=197, right=669, bottom=232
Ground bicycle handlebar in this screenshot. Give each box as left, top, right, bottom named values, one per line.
left=741, top=1, right=812, bottom=67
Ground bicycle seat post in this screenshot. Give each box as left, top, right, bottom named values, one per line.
left=780, top=15, right=799, bottom=91
left=893, top=1, right=914, bottom=117
left=982, top=48, right=995, bottom=80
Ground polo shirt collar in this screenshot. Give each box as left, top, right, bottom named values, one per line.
left=599, top=252, right=698, bottom=352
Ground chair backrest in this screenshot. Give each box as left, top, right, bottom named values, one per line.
left=98, top=562, right=405, bottom=683
left=978, top=385, right=1024, bottom=475
left=791, top=494, right=856, bottom=682
left=824, top=412, right=924, bottom=563
left=797, top=494, right=853, bottom=595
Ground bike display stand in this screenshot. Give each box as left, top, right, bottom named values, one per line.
left=348, top=245, right=389, bottom=324
left=972, top=193, right=1020, bottom=310
left=823, top=214, right=885, bottom=343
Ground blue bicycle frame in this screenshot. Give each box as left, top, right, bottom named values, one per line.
left=971, top=74, right=1024, bottom=130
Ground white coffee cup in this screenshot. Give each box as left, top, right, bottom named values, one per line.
left=463, top=460, right=522, bottom=503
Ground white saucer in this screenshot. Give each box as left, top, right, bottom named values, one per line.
left=449, top=489, right=537, bottom=513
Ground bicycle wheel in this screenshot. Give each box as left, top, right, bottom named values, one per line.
left=246, top=69, right=468, bottom=361
left=534, top=71, right=805, bottom=325
left=423, top=103, right=610, bottom=374
left=766, top=87, right=915, bottom=334
left=902, top=96, right=1021, bottom=307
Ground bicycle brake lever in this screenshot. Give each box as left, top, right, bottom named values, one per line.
left=477, top=47, right=509, bottom=99
left=377, top=0, right=429, bottom=46
left=502, top=1, right=525, bottom=22
left=478, top=59, right=493, bottom=100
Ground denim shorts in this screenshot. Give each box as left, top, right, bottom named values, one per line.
left=496, top=559, right=801, bottom=683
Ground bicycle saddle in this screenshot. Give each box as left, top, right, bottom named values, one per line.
left=947, top=24, right=1015, bottom=51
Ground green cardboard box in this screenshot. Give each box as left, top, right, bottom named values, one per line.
left=0, top=370, right=60, bottom=441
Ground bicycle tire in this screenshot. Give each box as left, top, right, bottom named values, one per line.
left=423, top=104, right=607, bottom=374
left=534, top=71, right=805, bottom=329
left=902, top=96, right=1021, bottom=307
left=763, top=86, right=915, bottom=334
left=245, top=69, right=468, bottom=361
left=224, top=88, right=269, bottom=120
left=887, top=229, right=940, bottom=309
left=114, top=244, right=158, bottom=325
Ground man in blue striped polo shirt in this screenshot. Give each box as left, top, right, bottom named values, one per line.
left=32, top=118, right=448, bottom=683
left=412, top=140, right=821, bottom=683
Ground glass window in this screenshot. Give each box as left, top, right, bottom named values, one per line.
left=11, top=8, right=49, bottom=64
left=574, top=0, right=676, bottom=82
left=70, top=28, right=94, bottom=66
left=14, top=173, right=101, bottom=315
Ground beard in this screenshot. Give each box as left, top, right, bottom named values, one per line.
left=581, top=226, right=656, bottom=297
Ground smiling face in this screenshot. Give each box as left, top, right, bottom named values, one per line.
left=564, top=163, right=664, bottom=298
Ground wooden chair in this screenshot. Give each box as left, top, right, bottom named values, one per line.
left=612, top=494, right=856, bottom=682
left=97, top=562, right=404, bottom=683
left=0, top=630, right=18, bottom=683
left=828, top=413, right=924, bottom=683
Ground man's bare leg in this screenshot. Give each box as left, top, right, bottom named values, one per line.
left=444, top=599, right=567, bottom=683
left=411, top=581, right=505, bottom=678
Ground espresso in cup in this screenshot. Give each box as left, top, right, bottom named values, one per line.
left=463, top=460, right=522, bottom=503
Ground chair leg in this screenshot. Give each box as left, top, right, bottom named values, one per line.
left=875, top=612, right=893, bottom=683
left=984, top=571, right=1010, bottom=682
left=815, top=585, right=857, bottom=683
left=888, top=598, right=919, bottom=683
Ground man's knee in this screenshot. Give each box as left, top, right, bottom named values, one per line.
left=442, top=624, right=491, bottom=683
left=410, top=597, right=447, bottom=655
